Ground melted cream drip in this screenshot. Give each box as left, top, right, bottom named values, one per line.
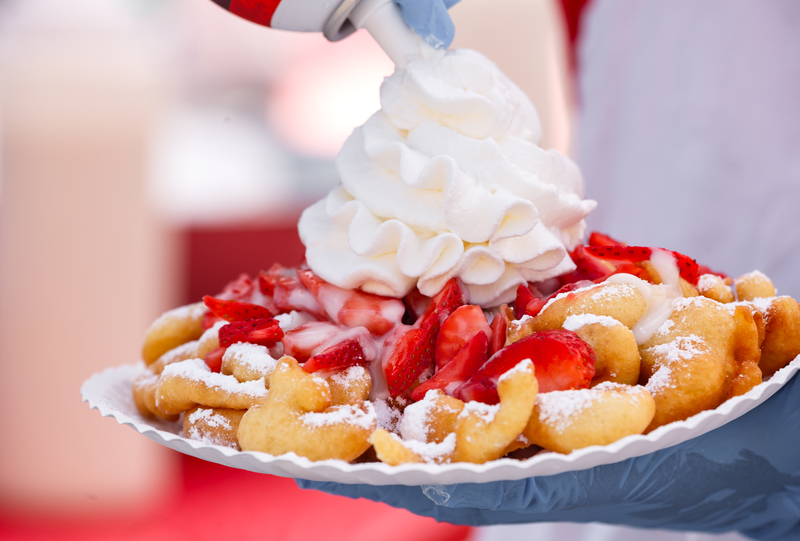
left=603, top=252, right=683, bottom=345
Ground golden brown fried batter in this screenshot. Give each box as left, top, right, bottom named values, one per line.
left=697, top=274, right=735, bottom=304
left=759, top=296, right=800, bottom=377
left=736, top=271, right=777, bottom=301
left=237, top=357, right=375, bottom=462
left=566, top=317, right=640, bottom=386
left=183, top=406, right=246, bottom=450
left=508, top=283, right=647, bottom=343
left=155, top=358, right=268, bottom=415
left=141, top=303, right=206, bottom=365
left=524, top=383, right=655, bottom=454
left=640, top=298, right=761, bottom=432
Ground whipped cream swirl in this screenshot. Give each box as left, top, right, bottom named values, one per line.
left=299, top=49, right=596, bottom=306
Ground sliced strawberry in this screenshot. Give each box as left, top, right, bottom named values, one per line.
left=338, top=293, right=404, bottom=336
left=282, top=321, right=344, bottom=363
left=454, top=329, right=595, bottom=404
left=201, top=311, right=225, bottom=331
left=584, top=245, right=700, bottom=285
left=488, top=312, right=507, bottom=357
left=513, top=284, right=536, bottom=320
left=557, top=245, right=618, bottom=286
left=585, top=245, right=652, bottom=262
left=435, top=305, right=491, bottom=369
left=216, top=273, right=254, bottom=301
left=384, top=321, right=437, bottom=397
left=303, top=338, right=367, bottom=373
left=420, top=278, right=468, bottom=327
left=260, top=266, right=326, bottom=319
left=588, top=231, right=626, bottom=247
left=257, top=266, right=278, bottom=297
left=203, top=296, right=273, bottom=322
left=411, top=331, right=488, bottom=401
left=513, top=284, right=546, bottom=320
left=219, top=318, right=284, bottom=348
left=609, top=261, right=653, bottom=282
left=297, top=268, right=404, bottom=336
left=203, top=346, right=226, bottom=372
left=402, top=287, right=432, bottom=325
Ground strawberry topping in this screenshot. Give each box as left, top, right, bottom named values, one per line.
left=203, top=346, right=226, bottom=372
left=216, top=273, right=254, bottom=301
left=281, top=321, right=343, bottom=363
left=296, top=268, right=404, bottom=336
left=383, top=279, right=468, bottom=397
left=488, top=313, right=507, bottom=357
left=584, top=245, right=700, bottom=285
left=384, top=322, right=437, bottom=397
left=218, top=318, right=284, bottom=348
left=411, top=331, right=488, bottom=401
left=513, top=284, right=546, bottom=319
left=454, top=329, right=595, bottom=404
left=420, top=278, right=468, bottom=327
left=435, top=305, right=491, bottom=370
left=203, top=296, right=273, bottom=322
left=201, top=311, right=225, bottom=331
left=259, top=264, right=326, bottom=319
left=402, top=287, right=432, bottom=325
left=588, top=231, right=625, bottom=247
left=303, top=338, right=367, bottom=373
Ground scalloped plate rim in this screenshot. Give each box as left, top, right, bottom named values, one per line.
left=81, top=356, right=800, bottom=485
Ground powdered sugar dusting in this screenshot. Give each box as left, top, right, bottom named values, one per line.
left=749, top=297, right=775, bottom=313
left=644, top=335, right=707, bottom=394
left=373, top=399, right=403, bottom=432
left=188, top=407, right=233, bottom=430
left=654, top=319, right=674, bottom=337
left=329, top=365, right=369, bottom=386
left=459, top=401, right=500, bottom=424
left=163, top=358, right=267, bottom=398
left=563, top=314, right=620, bottom=331
left=224, top=343, right=278, bottom=377
left=499, top=359, right=534, bottom=383
left=392, top=431, right=456, bottom=463
left=648, top=335, right=707, bottom=364
left=399, top=391, right=439, bottom=442
left=536, top=389, right=595, bottom=433
left=674, top=296, right=708, bottom=312
left=591, top=284, right=634, bottom=303
left=697, top=274, right=721, bottom=293
left=300, top=402, right=376, bottom=430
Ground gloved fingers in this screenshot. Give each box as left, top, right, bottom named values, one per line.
left=295, top=479, right=443, bottom=518
left=297, top=374, right=800, bottom=532
left=394, top=0, right=459, bottom=49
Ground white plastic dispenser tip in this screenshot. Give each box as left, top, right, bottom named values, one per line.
left=349, top=0, right=422, bottom=68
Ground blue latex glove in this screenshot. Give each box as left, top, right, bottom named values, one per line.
left=394, top=0, right=461, bottom=49
left=298, top=372, right=800, bottom=540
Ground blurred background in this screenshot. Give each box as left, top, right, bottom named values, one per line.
left=0, top=0, right=584, bottom=539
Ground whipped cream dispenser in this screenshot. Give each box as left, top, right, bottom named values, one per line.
left=210, top=0, right=421, bottom=67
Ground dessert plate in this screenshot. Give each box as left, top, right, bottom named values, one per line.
left=81, top=356, right=800, bottom=486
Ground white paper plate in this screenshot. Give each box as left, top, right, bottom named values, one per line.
left=81, top=356, right=800, bottom=486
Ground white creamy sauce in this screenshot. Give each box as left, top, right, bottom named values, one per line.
left=604, top=268, right=683, bottom=345
left=298, top=49, right=596, bottom=307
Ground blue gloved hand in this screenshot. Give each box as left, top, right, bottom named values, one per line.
left=394, top=0, right=461, bottom=49
left=297, top=372, right=800, bottom=541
